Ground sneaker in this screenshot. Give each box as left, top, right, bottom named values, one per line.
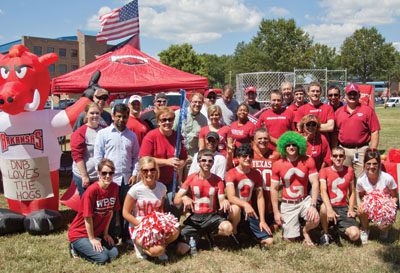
left=157, top=253, right=168, bottom=262
left=360, top=230, right=369, bottom=245
left=69, top=243, right=79, bottom=259
left=320, top=233, right=331, bottom=246
left=134, top=244, right=148, bottom=260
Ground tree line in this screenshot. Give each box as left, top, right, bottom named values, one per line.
left=158, top=18, right=400, bottom=88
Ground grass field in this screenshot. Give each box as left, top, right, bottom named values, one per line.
left=0, top=107, right=399, bottom=273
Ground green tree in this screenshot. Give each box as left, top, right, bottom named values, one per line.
left=309, top=43, right=339, bottom=69
left=200, top=53, right=233, bottom=88
left=158, top=43, right=208, bottom=78
left=340, top=27, right=397, bottom=82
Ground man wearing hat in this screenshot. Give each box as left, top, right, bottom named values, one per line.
left=188, top=131, right=227, bottom=178
left=244, top=86, right=261, bottom=115
left=201, top=89, right=218, bottom=124
left=140, top=92, right=168, bottom=130
left=126, top=94, right=149, bottom=145
left=73, top=88, right=112, bottom=131
left=334, top=83, right=380, bottom=178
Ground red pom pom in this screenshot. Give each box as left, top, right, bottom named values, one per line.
left=132, top=212, right=179, bottom=249
left=361, top=189, right=397, bottom=226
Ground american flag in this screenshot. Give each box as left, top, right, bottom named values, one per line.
left=97, top=0, right=140, bottom=44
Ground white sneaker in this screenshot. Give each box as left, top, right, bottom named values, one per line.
left=134, top=244, right=148, bottom=260
left=360, top=230, right=369, bottom=245
left=157, top=253, right=168, bottom=262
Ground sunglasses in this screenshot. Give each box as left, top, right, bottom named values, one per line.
left=332, top=154, right=345, bottom=158
left=100, top=171, right=114, bottom=176
left=200, top=159, right=214, bottom=163
left=328, top=93, right=340, bottom=97
left=156, top=100, right=167, bottom=104
left=366, top=162, right=379, bottom=166
left=141, top=168, right=157, bottom=173
left=160, top=117, right=174, bottom=123
left=239, top=154, right=252, bottom=159
left=95, top=95, right=109, bottom=101
left=306, top=122, right=318, bottom=127
left=207, top=96, right=217, bottom=100
left=285, top=143, right=297, bottom=148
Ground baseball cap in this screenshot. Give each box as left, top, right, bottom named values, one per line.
left=345, top=83, right=360, bottom=93
left=155, top=92, right=167, bottom=100
left=129, top=95, right=142, bottom=104
left=245, top=86, right=257, bottom=94
left=206, top=131, right=220, bottom=141
left=95, top=88, right=109, bottom=96
left=204, top=89, right=217, bottom=98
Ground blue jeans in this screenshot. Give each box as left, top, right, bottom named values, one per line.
left=110, top=181, right=130, bottom=240
left=73, top=173, right=85, bottom=198
left=164, top=183, right=183, bottom=220
left=71, top=237, right=118, bottom=265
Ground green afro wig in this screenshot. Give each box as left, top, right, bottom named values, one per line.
left=277, top=131, right=307, bottom=157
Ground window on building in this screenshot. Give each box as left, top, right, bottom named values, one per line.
left=59, top=48, right=67, bottom=57
left=59, top=64, right=67, bottom=74
left=33, top=46, right=42, bottom=56
left=48, top=64, right=55, bottom=74
left=71, top=49, right=78, bottom=58
left=47, top=47, right=55, bottom=53
left=71, top=65, right=79, bottom=70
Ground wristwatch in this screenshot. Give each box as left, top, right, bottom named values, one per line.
left=310, top=203, right=317, bottom=208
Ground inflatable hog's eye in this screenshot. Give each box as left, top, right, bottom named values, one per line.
left=1, top=67, right=9, bottom=79
left=15, top=66, right=27, bottom=79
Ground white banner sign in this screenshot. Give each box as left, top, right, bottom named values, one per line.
left=1, top=157, right=53, bottom=201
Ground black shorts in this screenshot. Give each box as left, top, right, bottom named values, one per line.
left=333, top=206, right=357, bottom=233
left=181, top=212, right=226, bottom=241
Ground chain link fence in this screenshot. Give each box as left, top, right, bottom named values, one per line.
left=235, top=72, right=295, bottom=103
left=236, top=69, right=347, bottom=101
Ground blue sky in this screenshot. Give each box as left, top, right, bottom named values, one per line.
left=0, top=0, right=399, bottom=58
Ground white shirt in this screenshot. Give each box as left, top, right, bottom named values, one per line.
left=356, top=171, right=397, bottom=194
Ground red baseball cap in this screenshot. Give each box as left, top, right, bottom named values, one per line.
left=345, top=83, right=360, bottom=93
left=245, top=86, right=257, bottom=94
left=204, top=89, right=217, bottom=98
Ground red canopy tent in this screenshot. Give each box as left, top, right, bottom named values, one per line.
left=51, top=42, right=208, bottom=95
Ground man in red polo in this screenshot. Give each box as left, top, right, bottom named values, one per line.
left=334, top=83, right=380, bottom=178
left=126, top=95, right=149, bottom=145
left=295, top=82, right=334, bottom=135
left=256, top=90, right=295, bottom=150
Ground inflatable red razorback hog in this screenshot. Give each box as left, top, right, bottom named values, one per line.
left=0, top=45, right=97, bottom=235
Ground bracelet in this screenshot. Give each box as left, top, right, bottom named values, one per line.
left=310, top=203, right=317, bottom=208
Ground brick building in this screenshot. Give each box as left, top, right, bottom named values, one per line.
left=0, top=30, right=111, bottom=78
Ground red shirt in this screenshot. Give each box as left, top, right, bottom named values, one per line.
left=295, top=102, right=335, bottom=124
left=287, top=103, right=302, bottom=112
left=126, top=115, right=150, bottom=145
left=252, top=149, right=280, bottom=214
left=335, top=104, right=380, bottom=147
left=272, top=156, right=317, bottom=200
left=199, top=125, right=230, bottom=152
left=229, top=120, right=255, bottom=147
left=68, top=182, right=120, bottom=242
left=305, top=133, right=332, bottom=171
left=225, top=167, right=263, bottom=203
left=256, top=108, right=295, bottom=149
left=319, top=166, right=354, bottom=206
left=181, top=173, right=225, bottom=214
left=140, top=129, right=188, bottom=185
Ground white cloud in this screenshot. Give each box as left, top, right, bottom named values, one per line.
left=303, top=23, right=361, bottom=49
left=268, top=6, right=289, bottom=17
left=393, top=42, right=400, bottom=51
left=319, top=0, right=400, bottom=25
left=0, top=9, right=3, bottom=15
left=85, top=6, right=112, bottom=30
left=85, top=0, right=262, bottom=44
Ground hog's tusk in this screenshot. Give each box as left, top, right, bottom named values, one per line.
left=24, top=89, right=40, bottom=111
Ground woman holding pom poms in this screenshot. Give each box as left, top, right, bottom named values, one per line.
left=356, top=148, right=398, bottom=244
left=122, top=156, right=182, bottom=261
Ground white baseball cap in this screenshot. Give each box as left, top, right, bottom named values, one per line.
left=128, top=95, right=142, bottom=104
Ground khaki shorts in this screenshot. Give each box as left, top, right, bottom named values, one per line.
left=281, top=196, right=311, bottom=239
